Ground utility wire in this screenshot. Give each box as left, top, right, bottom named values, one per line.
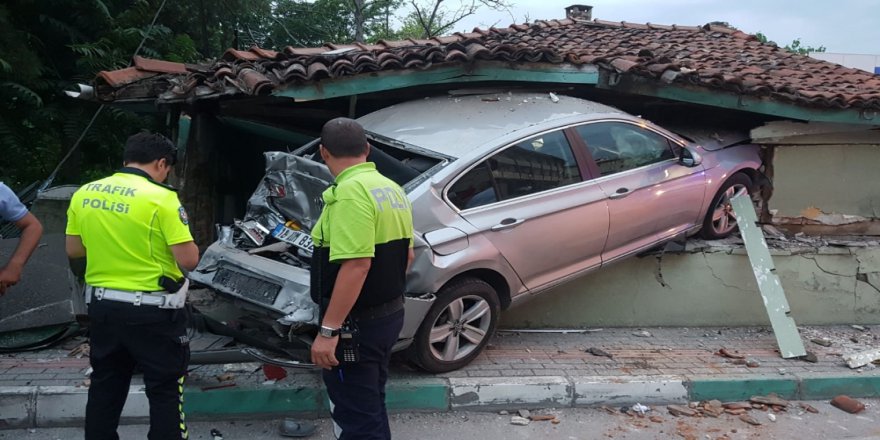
left=41, top=0, right=169, bottom=191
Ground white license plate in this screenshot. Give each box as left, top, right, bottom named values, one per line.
left=290, top=230, right=314, bottom=253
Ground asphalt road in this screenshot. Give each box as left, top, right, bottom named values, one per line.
left=3, top=399, right=878, bottom=440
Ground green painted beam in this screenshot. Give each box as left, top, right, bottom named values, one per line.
left=176, top=114, right=191, bottom=152
left=272, top=63, right=600, bottom=102
left=600, top=74, right=879, bottom=125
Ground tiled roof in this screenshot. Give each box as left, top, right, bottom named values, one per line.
left=95, top=19, right=880, bottom=111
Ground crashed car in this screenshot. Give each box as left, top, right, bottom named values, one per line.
left=190, top=92, right=764, bottom=373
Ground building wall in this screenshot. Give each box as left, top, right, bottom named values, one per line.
left=771, top=144, right=880, bottom=218
left=810, top=52, right=880, bottom=74
left=500, top=246, right=880, bottom=328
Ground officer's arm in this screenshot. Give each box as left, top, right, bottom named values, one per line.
left=321, top=257, right=372, bottom=329
left=170, top=241, right=199, bottom=271
left=65, top=234, right=86, bottom=259
left=407, top=247, right=414, bottom=273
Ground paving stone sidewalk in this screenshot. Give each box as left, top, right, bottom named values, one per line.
left=1, top=325, right=877, bottom=388
left=1, top=325, right=878, bottom=428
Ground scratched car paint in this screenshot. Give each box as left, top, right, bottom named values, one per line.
left=189, top=92, right=764, bottom=373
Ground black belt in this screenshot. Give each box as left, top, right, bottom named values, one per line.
left=348, top=296, right=404, bottom=321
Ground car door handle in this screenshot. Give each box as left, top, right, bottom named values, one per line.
left=491, top=218, right=525, bottom=231
left=608, top=188, right=631, bottom=199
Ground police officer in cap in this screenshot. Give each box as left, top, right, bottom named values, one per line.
left=310, top=117, right=414, bottom=439
left=66, top=132, right=199, bottom=440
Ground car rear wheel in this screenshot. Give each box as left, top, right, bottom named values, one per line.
left=700, top=173, right=753, bottom=239
left=410, top=278, right=500, bottom=373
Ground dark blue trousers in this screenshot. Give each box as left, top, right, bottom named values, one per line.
left=85, top=300, right=190, bottom=440
left=323, top=309, right=405, bottom=440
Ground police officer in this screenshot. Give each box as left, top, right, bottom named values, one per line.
left=310, top=118, right=414, bottom=440
left=0, top=182, right=43, bottom=296
left=65, top=132, right=199, bottom=440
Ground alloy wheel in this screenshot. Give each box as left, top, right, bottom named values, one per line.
left=428, top=295, right=492, bottom=362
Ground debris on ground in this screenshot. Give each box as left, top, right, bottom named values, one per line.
left=601, top=406, right=617, bottom=415
left=851, top=325, right=868, bottom=332
left=768, top=413, right=777, bottom=422
left=843, top=347, right=880, bottom=368
left=649, top=415, right=663, bottom=423
left=698, top=400, right=724, bottom=417
left=739, top=414, right=762, bottom=425
left=517, top=409, right=530, bottom=418
left=631, top=403, right=650, bottom=415
left=201, top=383, right=237, bottom=391
left=722, top=402, right=752, bottom=410
left=510, top=416, right=530, bottom=426
left=811, top=338, right=833, bottom=347
left=529, top=414, right=557, bottom=422
left=800, top=351, right=819, bottom=363
left=745, top=359, right=761, bottom=368
left=67, top=342, right=90, bottom=358
left=750, top=394, right=790, bottom=408
left=633, top=330, right=653, bottom=337
left=223, top=362, right=261, bottom=373
left=262, top=364, right=287, bottom=381
left=211, top=428, right=224, bottom=440
left=716, top=348, right=745, bottom=359
left=667, top=405, right=699, bottom=417
left=498, top=410, right=508, bottom=415
left=215, top=373, right=235, bottom=382
left=831, top=395, right=866, bottom=414
left=799, top=403, right=819, bottom=414
left=585, top=347, right=614, bottom=359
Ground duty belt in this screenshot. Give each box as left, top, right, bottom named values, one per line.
left=348, top=296, right=404, bottom=321
left=85, top=284, right=179, bottom=308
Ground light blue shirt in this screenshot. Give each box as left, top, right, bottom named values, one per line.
left=0, top=183, right=28, bottom=222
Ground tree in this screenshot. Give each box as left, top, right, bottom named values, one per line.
left=404, top=0, right=511, bottom=39
left=755, top=32, right=826, bottom=55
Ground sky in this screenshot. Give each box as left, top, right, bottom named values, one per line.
left=452, top=0, right=880, bottom=55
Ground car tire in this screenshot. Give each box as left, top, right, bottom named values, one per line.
left=699, top=173, right=753, bottom=240
left=410, top=278, right=500, bottom=373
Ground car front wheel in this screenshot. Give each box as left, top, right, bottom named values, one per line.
left=410, top=278, right=500, bottom=373
left=700, top=173, right=753, bottom=239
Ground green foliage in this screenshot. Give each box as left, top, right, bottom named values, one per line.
left=755, top=32, right=826, bottom=55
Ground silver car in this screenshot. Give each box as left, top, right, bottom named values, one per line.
left=190, top=92, right=764, bottom=373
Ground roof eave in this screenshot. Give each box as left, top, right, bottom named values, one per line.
left=598, top=72, right=880, bottom=126
left=270, top=61, right=601, bottom=102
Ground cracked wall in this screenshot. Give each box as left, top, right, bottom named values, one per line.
left=501, top=247, right=880, bottom=328
left=771, top=144, right=880, bottom=219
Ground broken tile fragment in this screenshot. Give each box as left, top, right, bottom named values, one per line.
left=739, top=414, right=762, bottom=426
left=831, top=395, right=865, bottom=414
left=667, top=405, right=698, bottom=417
left=586, top=347, right=613, bottom=358
left=842, top=347, right=880, bottom=368
left=799, top=403, right=819, bottom=414
left=722, top=402, right=752, bottom=410
left=810, top=338, right=833, bottom=347
left=717, top=348, right=745, bottom=359
left=750, top=394, right=790, bottom=408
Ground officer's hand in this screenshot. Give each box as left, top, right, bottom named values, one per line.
left=311, top=335, right=340, bottom=369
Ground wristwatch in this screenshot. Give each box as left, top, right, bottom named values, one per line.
left=319, top=325, right=340, bottom=338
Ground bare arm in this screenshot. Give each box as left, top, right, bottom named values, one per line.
left=65, top=234, right=86, bottom=259
left=170, top=241, right=199, bottom=272
left=407, top=247, right=414, bottom=273
left=0, top=213, right=43, bottom=295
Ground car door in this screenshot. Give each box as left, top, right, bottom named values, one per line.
left=572, top=121, right=706, bottom=263
left=446, top=129, right=610, bottom=290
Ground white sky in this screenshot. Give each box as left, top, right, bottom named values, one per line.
left=451, top=0, right=880, bottom=55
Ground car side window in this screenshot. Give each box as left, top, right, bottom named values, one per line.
left=447, top=130, right=581, bottom=210
left=575, top=122, right=676, bottom=176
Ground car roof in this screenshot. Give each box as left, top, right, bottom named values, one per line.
left=358, top=92, right=626, bottom=158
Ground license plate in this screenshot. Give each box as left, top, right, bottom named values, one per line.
left=213, top=268, right=281, bottom=305
left=273, top=224, right=314, bottom=254
left=290, top=230, right=314, bottom=253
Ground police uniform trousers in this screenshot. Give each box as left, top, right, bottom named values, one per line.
left=85, top=298, right=190, bottom=440
left=323, top=309, right=405, bottom=440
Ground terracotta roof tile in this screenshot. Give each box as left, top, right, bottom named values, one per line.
left=96, top=67, right=157, bottom=87
left=132, top=56, right=187, bottom=74
left=96, top=19, right=880, bottom=111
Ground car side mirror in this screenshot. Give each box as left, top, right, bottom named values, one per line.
left=679, top=146, right=703, bottom=167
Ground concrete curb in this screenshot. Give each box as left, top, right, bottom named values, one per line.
left=2, top=372, right=879, bottom=428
